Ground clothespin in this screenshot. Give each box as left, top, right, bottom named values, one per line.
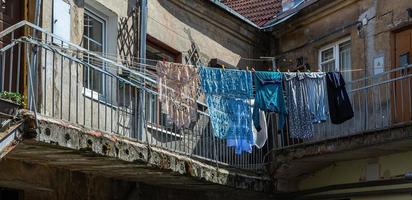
left=246, top=66, right=249, bottom=71
left=277, top=68, right=280, bottom=72
left=251, top=67, right=256, bottom=72
left=287, top=69, right=290, bottom=72
left=222, top=64, right=225, bottom=70
left=307, top=69, right=311, bottom=72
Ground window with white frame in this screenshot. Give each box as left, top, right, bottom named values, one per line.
left=319, top=38, right=352, bottom=82
left=83, top=8, right=106, bottom=95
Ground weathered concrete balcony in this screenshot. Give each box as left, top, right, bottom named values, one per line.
left=0, top=21, right=272, bottom=194
left=268, top=64, right=412, bottom=191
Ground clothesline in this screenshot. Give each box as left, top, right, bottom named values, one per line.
left=32, top=38, right=384, bottom=90
left=35, top=35, right=374, bottom=74
left=75, top=50, right=369, bottom=74
left=81, top=51, right=372, bottom=74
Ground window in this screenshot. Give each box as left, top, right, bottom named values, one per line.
left=319, top=38, right=352, bottom=82
left=146, top=36, right=181, bottom=66
left=83, top=8, right=106, bottom=95
left=145, top=36, right=182, bottom=132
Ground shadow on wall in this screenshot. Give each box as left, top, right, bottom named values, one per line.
left=157, top=0, right=268, bottom=68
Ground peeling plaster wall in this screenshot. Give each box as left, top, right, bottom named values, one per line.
left=147, top=0, right=268, bottom=68
left=272, top=0, right=412, bottom=74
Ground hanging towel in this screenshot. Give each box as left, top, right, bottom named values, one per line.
left=284, top=73, right=314, bottom=139
left=157, top=61, right=199, bottom=129
left=199, top=66, right=254, bottom=154
left=305, top=72, right=328, bottom=123
left=253, top=71, right=287, bottom=131
left=252, top=110, right=268, bottom=149
left=326, top=72, right=354, bottom=124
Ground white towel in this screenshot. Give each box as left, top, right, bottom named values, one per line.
left=252, top=111, right=268, bottom=149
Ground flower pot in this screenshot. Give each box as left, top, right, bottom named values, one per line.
left=0, top=98, right=20, bottom=116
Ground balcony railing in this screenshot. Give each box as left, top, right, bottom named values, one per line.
left=275, top=65, right=412, bottom=149
left=1, top=21, right=411, bottom=171
left=0, top=21, right=269, bottom=172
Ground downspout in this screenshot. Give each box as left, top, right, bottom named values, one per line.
left=33, top=0, right=42, bottom=26
left=28, top=0, right=42, bottom=127
left=137, top=0, right=147, bottom=140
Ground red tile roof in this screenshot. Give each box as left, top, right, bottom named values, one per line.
left=220, top=0, right=282, bottom=26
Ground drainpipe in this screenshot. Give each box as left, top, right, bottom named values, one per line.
left=137, top=0, right=147, bottom=140
left=28, top=0, right=42, bottom=127
left=33, top=0, right=42, bottom=26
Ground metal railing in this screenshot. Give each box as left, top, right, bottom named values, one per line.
left=3, top=21, right=411, bottom=171
left=275, top=65, right=412, bottom=149
left=0, top=21, right=268, bottom=172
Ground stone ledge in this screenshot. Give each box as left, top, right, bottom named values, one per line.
left=20, top=111, right=272, bottom=193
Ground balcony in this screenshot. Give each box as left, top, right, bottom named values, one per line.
left=271, top=65, right=412, bottom=149
left=0, top=21, right=273, bottom=192
left=1, top=21, right=412, bottom=192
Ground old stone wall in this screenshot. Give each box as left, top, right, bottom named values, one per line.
left=272, top=0, right=412, bottom=76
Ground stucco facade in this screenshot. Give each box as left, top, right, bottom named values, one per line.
left=267, top=0, right=412, bottom=199
left=147, top=0, right=266, bottom=67
left=271, top=0, right=412, bottom=77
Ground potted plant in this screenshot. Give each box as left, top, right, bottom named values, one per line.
left=0, top=92, right=24, bottom=116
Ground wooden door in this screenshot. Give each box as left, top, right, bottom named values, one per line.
left=392, top=28, right=412, bottom=124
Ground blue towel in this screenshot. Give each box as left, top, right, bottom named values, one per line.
left=199, top=66, right=254, bottom=154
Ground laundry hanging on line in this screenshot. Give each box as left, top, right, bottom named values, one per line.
left=157, top=61, right=199, bottom=129
left=156, top=61, right=355, bottom=154
left=253, top=71, right=287, bottom=131
left=326, top=72, right=354, bottom=124
left=305, top=72, right=328, bottom=124
left=284, top=72, right=315, bottom=139
left=199, top=66, right=254, bottom=155
left=252, top=110, right=268, bottom=149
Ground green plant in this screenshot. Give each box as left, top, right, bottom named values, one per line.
left=0, top=92, right=25, bottom=106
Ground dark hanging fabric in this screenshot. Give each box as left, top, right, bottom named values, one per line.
left=326, top=72, right=354, bottom=124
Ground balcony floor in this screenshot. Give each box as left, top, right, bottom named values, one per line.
left=1, top=110, right=272, bottom=195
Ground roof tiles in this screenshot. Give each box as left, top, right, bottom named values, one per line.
left=220, top=0, right=282, bottom=26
